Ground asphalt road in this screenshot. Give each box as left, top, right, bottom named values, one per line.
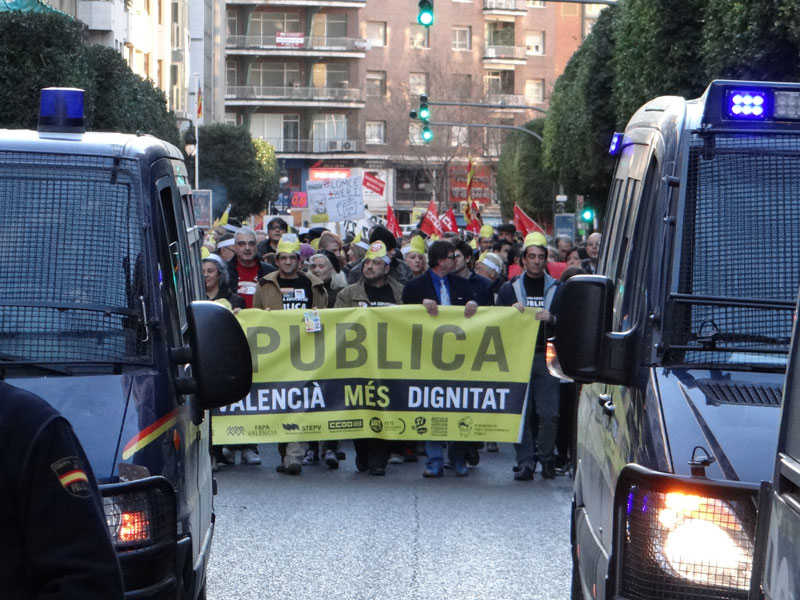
left=207, top=442, right=574, bottom=600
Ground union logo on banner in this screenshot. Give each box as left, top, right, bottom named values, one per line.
left=362, top=172, right=386, bottom=196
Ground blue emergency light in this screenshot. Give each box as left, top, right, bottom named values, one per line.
left=608, top=132, right=623, bottom=155
left=726, top=90, right=768, bottom=120
left=38, top=87, right=85, bottom=133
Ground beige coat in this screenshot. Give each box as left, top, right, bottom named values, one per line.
left=333, top=277, right=404, bottom=308
left=253, top=270, right=327, bottom=310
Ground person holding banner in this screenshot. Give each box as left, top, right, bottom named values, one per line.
left=402, top=240, right=479, bottom=478
left=496, top=232, right=560, bottom=481
left=347, top=226, right=412, bottom=285
left=227, top=227, right=276, bottom=310
left=253, top=234, right=330, bottom=475
left=334, top=241, right=405, bottom=476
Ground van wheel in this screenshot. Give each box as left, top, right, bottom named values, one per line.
left=571, top=554, right=583, bottom=600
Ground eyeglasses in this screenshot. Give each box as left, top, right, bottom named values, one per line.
left=236, top=241, right=257, bottom=247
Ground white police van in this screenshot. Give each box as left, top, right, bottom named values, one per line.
left=0, top=88, right=252, bottom=599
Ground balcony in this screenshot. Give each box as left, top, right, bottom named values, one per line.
left=227, top=0, right=365, bottom=6
left=485, top=93, right=528, bottom=107
left=258, top=137, right=365, bottom=155
left=483, top=0, right=526, bottom=16
left=226, top=35, right=369, bottom=58
left=483, top=45, right=528, bottom=65
left=225, top=85, right=365, bottom=108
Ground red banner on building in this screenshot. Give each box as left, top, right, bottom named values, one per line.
left=363, top=172, right=386, bottom=196
left=449, top=164, right=492, bottom=204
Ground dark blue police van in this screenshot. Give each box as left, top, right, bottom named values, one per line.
left=550, top=81, right=800, bottom=600
left=0, top=88, right=252, bottom=599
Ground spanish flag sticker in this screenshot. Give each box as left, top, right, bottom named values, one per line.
left=51, top=456, right=91, bottom=497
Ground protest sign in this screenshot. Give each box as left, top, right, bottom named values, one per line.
left=212, top=306, right=539, bottom=444
left=307, top=175, right=364, bottom=223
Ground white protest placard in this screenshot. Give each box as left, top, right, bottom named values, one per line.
left=307, top=175, right=364, bottom=223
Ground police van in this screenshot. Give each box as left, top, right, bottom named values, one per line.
left=549, top=81, right=800, bottom=599
left=0, top=88, right=252, bottom=599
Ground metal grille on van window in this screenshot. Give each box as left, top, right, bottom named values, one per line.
left=668, top=133, right=800, bottom=366
left=696, top=380, right=782, bottom=407
left=0, top=151, right=151, bottom=364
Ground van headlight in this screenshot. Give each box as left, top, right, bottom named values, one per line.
left=616, top=469, right=756, bottom=599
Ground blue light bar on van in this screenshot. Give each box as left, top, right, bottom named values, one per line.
left=773, top=91, right=800, bottom=120
left=38, top=87, right=85, bottom=133
left=726, top=90, right=767, bottom=120
left=609, top=132, right=624, bottom=156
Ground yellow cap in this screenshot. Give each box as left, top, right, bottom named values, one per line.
left=523, top=232, right=548, bottom=250
left=407, top=235, right=425, bottom=255
left=201, top=246, right=210, bottom=259
left=310, top=237, right=320, bottom=250
left=365, top=241, right=390, bottom=263
left=468, top=239, right=477, bottom=250
left=479, top=224, right=494, bottom=239
left=276, top=233, right=301, bottom=255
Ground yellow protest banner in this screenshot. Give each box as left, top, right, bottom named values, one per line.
left=212, top=305, right=539, bottom=444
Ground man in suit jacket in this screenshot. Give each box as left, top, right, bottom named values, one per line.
left=401, top=240, right=479, bottom=478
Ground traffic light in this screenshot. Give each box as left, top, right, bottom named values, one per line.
left=421, top=126, right=433, bottom=142
left=418, top=95, right=430, bottom=121
left=417, top=0, right=434, bottom=27
left=580, top=208, right=595, bottom=223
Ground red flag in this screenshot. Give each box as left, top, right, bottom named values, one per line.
left=420, top=200, right=443, bottom=237
left=513, top=203, right=545, bottom=236
left=440, top=208, right=458, bottom=233
left=385, top=205, right=402, bottom=238
left=466, top=219, right=482, bottom=234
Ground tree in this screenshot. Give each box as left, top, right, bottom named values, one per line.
left=85, top=45, right=179, bottom=145
left=496, top=119, right=554, bottom=224
left=703, top=0, right=800, bottom=82
left=613, top=0, right=707, bottom=127
left=0, top=11, right=91, bottom=129
left=542, top=5, right=617, bottom=214
left=192, top=124, right=266, bottom=218
left=0, top=12, right=177, bottom=144
left=252, top=137, right=279, bottom=212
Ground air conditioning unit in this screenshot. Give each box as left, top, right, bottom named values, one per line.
left=327, top=140, right=342, bottom=151
left=341, top=140, right=353, bottom=151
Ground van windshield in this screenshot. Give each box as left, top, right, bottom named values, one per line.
left=666, top=133, right=800, bottom=369
left=0, top=151, right=151, bottom=366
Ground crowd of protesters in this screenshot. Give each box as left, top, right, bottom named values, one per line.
left=200, top=215, right=601, bottom=481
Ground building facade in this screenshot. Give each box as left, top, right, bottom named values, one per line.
left=221, top=0, right=606, bottom=224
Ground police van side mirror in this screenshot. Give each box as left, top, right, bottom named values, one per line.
left=551, top=275, right=636, bottom=385
left=173, top=301, right=253, bottom=410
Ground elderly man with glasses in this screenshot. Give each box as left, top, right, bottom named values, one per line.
left=226, top=226, right=276, bottom=310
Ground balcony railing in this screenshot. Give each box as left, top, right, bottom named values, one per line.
left=484, top=45, right=527, bottom=59
left=485, top=93, right=527, bottom=106
left=225, top=85, right=364, bottom=102
left=226, top=35, right=369, bottom=52
left=483, top=0, right=526, bottom=10
left=258, top=137, right=363, bottom=153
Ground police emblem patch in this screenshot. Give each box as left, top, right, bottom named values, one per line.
left=51, top=456, right=91, bottom=497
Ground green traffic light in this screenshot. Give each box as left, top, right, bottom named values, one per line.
left=421, top=126, right=433, bottom=142
left=581, top=208, right=595, bottom=222
left=419, top=104, right=431, bottom=120
left=417, top=0, right=434, bottom=26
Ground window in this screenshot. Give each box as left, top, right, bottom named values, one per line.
left=527, top=0, right=545, bottom=6
left=227, top=10, right=238, bottom=36
left=248, top=11, right=301, bottom=39
left=409, top=123, right=425, bottom=145
left=366, top=121, right=386, bottom=145
left=224, top=113, right=238, bottom=126
left=144, top=53, right=151, bottom=80
left=409, top=72, right=427, bottom=96
left=366, top=71, right=386, bottom=97
left=524, top=78, right=545, bottom=103
left=410, top=24, right=430, bottom=49
left=157, top=0, right=162, bottom=24
left=248, top=62, right=300, bottom=88
left=313, top=114, right=347, bottom=152
left=485, top=70, right=514, bottom=94
left=249, top=114, right=299, bottom=151
left=452, top=26, right=471, bottom=51
left=226, top=59, right=238, bottom=87
left=453, top=74, right=472, bottom=99
left=366, top=21, right=386, bottom=47
left=525, top=31, right=545, bottom=55
left=486, top=21, right=515, bottom=47
left=450, top=126, right=468, bottom=147
left=312, top=62, right=349, bottom=88
left=157, top=59, right=163, bottom=89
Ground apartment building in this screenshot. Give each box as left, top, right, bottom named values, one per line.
left=222, top=0, right=605, bottom=223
